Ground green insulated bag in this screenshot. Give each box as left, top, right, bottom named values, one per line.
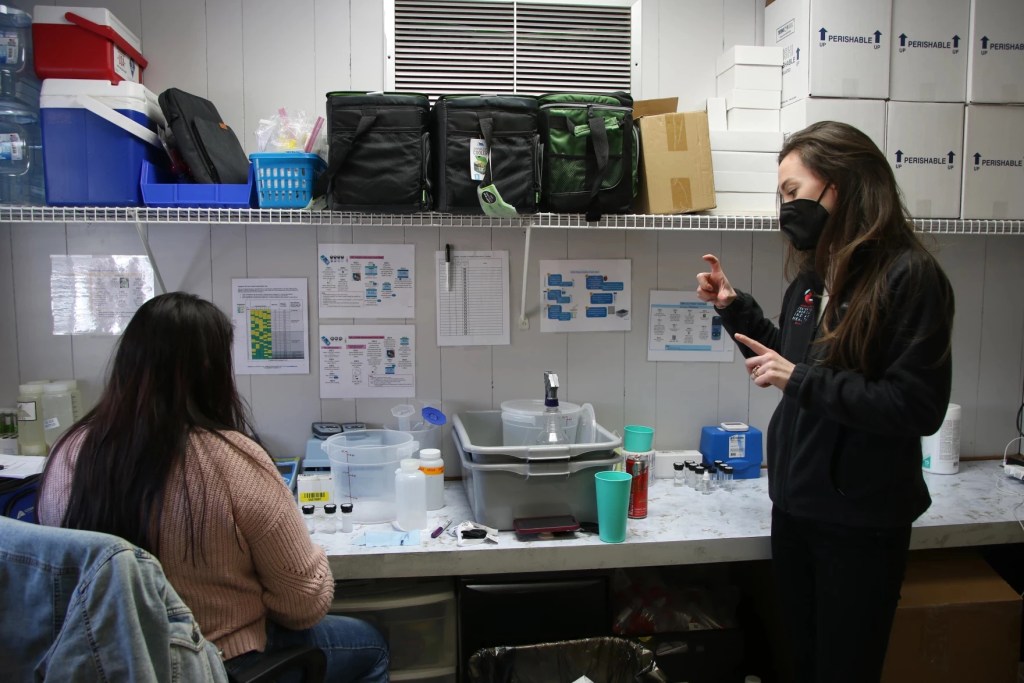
left=431, top=95, right=540, bottom=216
left=314, top=92, right=431, bottom=212
left=538, top=92, right=637, bottom=220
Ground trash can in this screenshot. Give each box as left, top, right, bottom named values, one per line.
left=466, top=636, right=668, bottom=683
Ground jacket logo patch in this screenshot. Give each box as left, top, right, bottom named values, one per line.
left=791, top=288, right=815, bottom=326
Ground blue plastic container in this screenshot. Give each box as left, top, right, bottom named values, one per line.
left=699, top=425, right=763, bottom=479
left=250, top=152, right=325, bottom=208
left=40, top=79, right=164, bottom=206
left=140, top=160, right=254, bottom=208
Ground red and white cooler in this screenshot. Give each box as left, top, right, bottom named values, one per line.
left=32, top=6, right=147, bottom=84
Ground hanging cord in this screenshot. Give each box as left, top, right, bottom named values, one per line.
left=517, top=225, right=531, bottom=330
left=135, top=220, right=166, bottom=294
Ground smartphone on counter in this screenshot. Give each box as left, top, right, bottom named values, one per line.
left=513, top=514, right=580, bottom=538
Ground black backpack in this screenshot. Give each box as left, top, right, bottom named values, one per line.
left=0, top=474, right=40, bottom=524
left=314, top=92, right=431, bottom=212
left=158, top=88, right=250, bottom=184
left=431, top=95, right=540, bottom=215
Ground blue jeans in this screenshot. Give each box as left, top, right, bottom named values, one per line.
left=225, top=616, right=389, bottom=683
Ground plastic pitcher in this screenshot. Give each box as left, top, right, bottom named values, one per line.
left=323, top=430, right=419, bottom=523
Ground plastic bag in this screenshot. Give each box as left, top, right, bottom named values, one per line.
left=255, top=108, right=325, bottom=156
left=466, top=637, right=668, bottom=683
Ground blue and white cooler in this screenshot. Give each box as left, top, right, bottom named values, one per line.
left=40, top=79, right=165, bottom=206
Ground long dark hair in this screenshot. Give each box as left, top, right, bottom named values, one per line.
left=779, top=121, right=951, bottom=376
left=43, top=292, right=254, bottom=558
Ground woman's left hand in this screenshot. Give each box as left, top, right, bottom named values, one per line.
left=734, top=333, right=794, bottom=390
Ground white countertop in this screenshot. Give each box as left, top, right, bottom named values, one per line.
left=321, top=460, right=1024, bottom=580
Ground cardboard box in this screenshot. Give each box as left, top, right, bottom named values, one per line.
left=881, top=552, right=1021, bottom=683
left=967, top=0, right=1024, bottom=103
left=716, top=45, right=784, bottom=74
left=885, top=101, right=964, bottom=218
left=636, top=100, right=716, bottom=214
left=780, top=97, right=887, bottom=153
left=725, top=88, right=782, bottom=110
left=960, top=104, right=1024, bottom=219
left=714, top=171, right=778, bottom=193
left=727, top=108, right=781, bottom=132
left=889, top=0, right=970, bottom=102
left=765, top=0, right=892, bottom=105
left=710, top=129, right=785, bottom=153
left=712, top=150, right=780, bottom=174
left=717, top=64, right=783, bottom=93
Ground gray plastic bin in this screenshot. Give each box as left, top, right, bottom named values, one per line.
left=454, top=411, right=623, bottom=530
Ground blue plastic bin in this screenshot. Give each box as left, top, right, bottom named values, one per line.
left=250, top=152, right=325, bottom=208
left=40, top=79, right=164, bottom=206
left=140, top=160, right=254, bottom=208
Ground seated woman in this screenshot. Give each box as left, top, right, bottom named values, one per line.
left=39, top=292, right=389, bottom=682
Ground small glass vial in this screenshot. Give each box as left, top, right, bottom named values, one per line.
left=320, top=503, right=338, bottom=534
left=685, top=462, right=696, bottom=487
left=721, top=464, right=735, bottom=487
left=673, top=462, right=685, bottom=487
left=693, top=465, right=706, bottom=489
left=301, top=504, right=316, bottom=534
left=700, top=469, right=713, bottom=495
left=339, top=503, right=354, bottom=533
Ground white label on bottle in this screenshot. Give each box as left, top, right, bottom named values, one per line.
left=470, top=138, right=488, bottom=180
left=43, top=417, right=60, bottom=430
left=17, top=400, right=37, bottom=421
left=112, top=44, right=140, bottom=82
left=0, top=134, right=24, bottom=162
left=728, top=434, right=746, bottom=458
left=0, top=33, right=18, bottom=65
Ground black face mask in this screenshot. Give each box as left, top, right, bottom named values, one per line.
left=779, top=185, right=830, bottom=251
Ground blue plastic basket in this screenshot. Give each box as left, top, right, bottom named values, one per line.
left=249, top=152, right=326, bottom=208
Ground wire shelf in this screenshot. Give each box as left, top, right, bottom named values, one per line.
left=1, top=206, right=1022, bottom=234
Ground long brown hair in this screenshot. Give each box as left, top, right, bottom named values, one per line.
left=42, top=292, right=255, bottom=558
left=779, top=121, right=950, bottom=376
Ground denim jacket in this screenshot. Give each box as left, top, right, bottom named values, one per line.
left=0, top=517, right=228, bottom=683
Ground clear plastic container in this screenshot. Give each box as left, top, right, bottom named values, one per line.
left=323, top=429, right=419, bottom=524
left=0, top=77, right=43, bottom=205
left=0, top=5, right=34, bottom=77
left=41, top=381, right=74, bottom=448
left=16, top=383, right=46, bottom=455
left=500, top=399, right=583, bottom=447
left=384, top=399, right=445, bottom=453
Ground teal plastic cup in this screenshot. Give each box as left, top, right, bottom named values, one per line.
left=623, top=425, right=654, bottom=453
left=595, top=470, right=633, bottom=543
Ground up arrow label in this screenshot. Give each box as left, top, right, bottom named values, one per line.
left=899, top=33, right=908, bottom=47
left=819, top=27, right=827, bottom=41
left=874, top=30, right=882, bottom=44
left=952, top=35, right=960, bottom=49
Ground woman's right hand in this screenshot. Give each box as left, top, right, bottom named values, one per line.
left=696, top=254, right=737, bottom=308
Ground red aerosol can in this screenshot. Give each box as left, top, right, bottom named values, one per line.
left=626, top=452, right=649, bottom=519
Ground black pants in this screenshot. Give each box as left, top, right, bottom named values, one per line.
left=771, top=506, right=912, bottom=683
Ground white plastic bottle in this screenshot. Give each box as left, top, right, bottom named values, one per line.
left=16, top=383, right=47, bottom=456
left=419, top=448, right=445, bottom=510
left=395, top=458, right=427, bottom=531
left=41, top=381, right=74, bottom=448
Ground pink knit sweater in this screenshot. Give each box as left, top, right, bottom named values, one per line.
left=39, top=429, right=334, bottom=660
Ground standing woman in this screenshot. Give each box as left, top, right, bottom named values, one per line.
left=39, top=292, right=389, bottom=682
left=696, top=121, right=954, bottom=683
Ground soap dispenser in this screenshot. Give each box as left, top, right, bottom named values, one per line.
left=535, top=370, right=569, bottom=445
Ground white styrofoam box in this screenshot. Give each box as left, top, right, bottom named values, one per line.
left=716, top=45, right=785, bottom=74
left=765, top=0, right=893, bottom=105
left=725, top=89, right=782, bottom=110
left=967, top=0, right=1024, bottom=103
left=707, top=97, right=728, bottom=131
left=779, top=97, right=887, bottom=154
left=712, top=150, right=780, bottom=174
left=717, top=64, right=783, bottom=94
left=653, top=449, right=703, bottom=480
left=727, top=108, right=781, bottom=132
left=710, top=129, right=785, bottom=153
left=885, top=101, right=965, bottom=218
left=890, top=0, right=970, bottom=102
left=714, top=171, right=779, bottom=193
left=709, top=192, right=778, bottom=214
left=961, top=105, right=1024, bottom=219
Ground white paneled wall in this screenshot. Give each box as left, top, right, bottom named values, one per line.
left=2, top=1, right=1023, bottom=473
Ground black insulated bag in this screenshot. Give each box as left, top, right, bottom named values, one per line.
left=314, top=92, right=431, bottom=212
left=538, top=92, right=637, bottom=220
left=431, top=95, right=540, bottom=215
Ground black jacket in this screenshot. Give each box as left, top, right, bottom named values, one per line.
left=717, top=250, right=954, bottom=527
